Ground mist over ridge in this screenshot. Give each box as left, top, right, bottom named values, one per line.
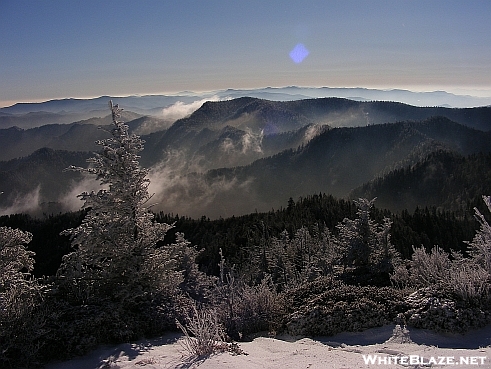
left=1, top=91, right=491, bottom=218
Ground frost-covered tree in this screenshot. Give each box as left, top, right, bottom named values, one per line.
left=0, top=227, right=45, bottom=366
left=264, top=225, right=337, bottom=287
left=466, top=195, right=491, bottom=274
left=0, top=227, right=34, bottom=293
left=335, top=198, right=401, bottom=282
left=408, top=245, right=452, bottom=287
left=58, top=101, right=184, bottom=305
left=336, top=198, right=377, bottom=270
left=396, top=197, right=491, bottom=301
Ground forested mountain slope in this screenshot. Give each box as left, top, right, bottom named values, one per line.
left=351, top=151, right=491, bottom=213
left=194, top=117, right=491, bottom=218
left=1, top=97, right=490, bottom=218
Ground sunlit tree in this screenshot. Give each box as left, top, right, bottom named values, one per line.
left=335, top=198, right=401, bottom=281
left=0, top=226, right=45, bottom=365
left=58, top=101, right=184, bottom=305
left=466, top=195, right=491, bottom=274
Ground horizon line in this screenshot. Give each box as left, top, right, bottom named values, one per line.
left=2, top=85, right=491, bottom=109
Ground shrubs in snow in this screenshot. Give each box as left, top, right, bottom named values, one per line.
left=393, top=196, right=491, bottom=332
left=404, top=287, right=489, bottom=333
left=285, top=279, right=408, bottom=336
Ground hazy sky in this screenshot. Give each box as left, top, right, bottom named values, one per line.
left=1, top=0, right=490, bottom=107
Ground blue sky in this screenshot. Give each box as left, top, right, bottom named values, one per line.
left=1, top=0, right=490, bottom=107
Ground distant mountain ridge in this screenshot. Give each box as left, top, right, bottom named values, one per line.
left=1, top=86, right=490, bottom=128
left=0, top=113, right=163, bottom=161
left=2, top=96, right=490, bottom=164
left=351, top=150, right=491, bottom=213
left=1, top=96, right=491, bottom=218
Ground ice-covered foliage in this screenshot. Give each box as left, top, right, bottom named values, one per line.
left=244, top=198, right=401, bottom=288
left=335, top=198, right=401, bottom=283
left=0, top=226, right=46, bottom=366
left=396, top=196, right=491, bottom=332
left=399, top=196, right=491, bottom=303
left=202, top=250, right=285, bottom=340
left=57, top=101, right=185, bottom=305
left=404, top=287, right=489, bottom=332
left=408, top=245, right=452, bottom=287
left=385, top=324, right=412, bottom=344
left=285, top=280, right=408, bottom=336
left=466, top=195, right=491, bottom=274
left=265, top=226, right=337, bottom=287
left=0, top=227, right=34, bottom=290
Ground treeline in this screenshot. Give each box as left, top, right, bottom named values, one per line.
left=0, top=193, right=478, bottom=279
left=156, top=193, right=478, bottom=276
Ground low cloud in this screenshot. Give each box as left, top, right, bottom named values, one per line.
left=0, top=186, right=41, bottom=215
left=59, top=176, right=104, bottom=212
left=303, top=124, right=327, bottom=143
left=161, top=96, right=221, bottom=122
left=146, top=150, right=256, bottom=218
left=134, top=96, right=225, bottom=136
left=241, top=128, right=264, bottom=154
left=220, top=129, right=264, bottom=155
left=221, top=138, right=236, bottom=154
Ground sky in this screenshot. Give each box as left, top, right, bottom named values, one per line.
left=1, top=0, right=490, bottom=108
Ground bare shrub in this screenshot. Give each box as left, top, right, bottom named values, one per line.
left=210, top=250, right=285, bottom=340
left=176, top=304, right=226, bottom=357
left=232, top=275, right=285, bottom=337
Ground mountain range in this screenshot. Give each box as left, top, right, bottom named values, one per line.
left=1, top=91, right=491, bottom=218
left=2, top=86, right=491, bottom=130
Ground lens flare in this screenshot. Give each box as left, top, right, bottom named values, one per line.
left=289, top=43, right=309, bottom=63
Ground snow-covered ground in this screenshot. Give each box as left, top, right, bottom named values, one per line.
left=45, top=324, right=491, bottom=369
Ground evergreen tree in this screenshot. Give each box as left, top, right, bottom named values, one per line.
left=0, top=226, right=45, bottom=366
left=466, top=195, right=491, bottom=274
left=336, top=198, right=377, bottom=271
left=335, top=198, right=400, bottom=283
left=57, top=101, right=184, bottom=305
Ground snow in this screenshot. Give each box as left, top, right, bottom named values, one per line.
left=45, top=324, right=491, bottom=369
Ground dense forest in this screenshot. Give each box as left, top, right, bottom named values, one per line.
left=0, top=193, right=479, bottom=280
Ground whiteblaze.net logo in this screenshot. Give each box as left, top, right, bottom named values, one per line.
left=362, top=354, right=487, bottom=366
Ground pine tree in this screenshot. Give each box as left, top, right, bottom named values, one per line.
left=335, top=198, right=377, bottom=271
left=0, top=226, right=45, bottom=366
left=57, top=101, right=183, bottom=305
left=466, top=195, right=491, bottom=274
left=335, top=198, right=400, bottom=283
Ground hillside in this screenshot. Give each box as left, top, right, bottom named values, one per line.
left=0, top=148, right=90, bottom=215
left=185, top=117, right=491, bottom=218
left=351, top=151, right=491, bottom=213
left=0, top=113, right=167, bottom=161
left=1, top=97, right=491, bottom=218
left=3, top=96, right=491, bottom=163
